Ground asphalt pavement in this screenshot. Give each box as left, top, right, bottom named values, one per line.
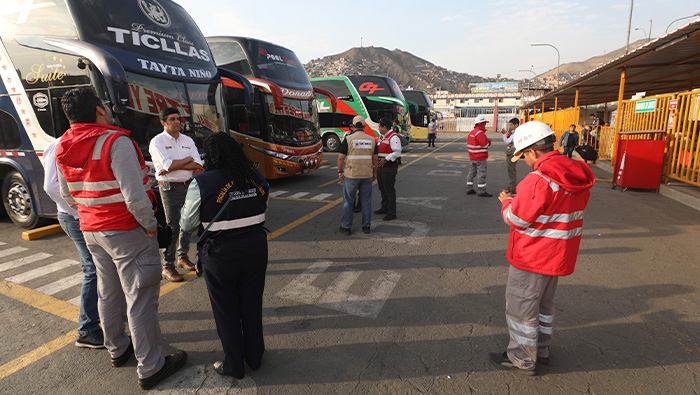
left=1, top=132, right=700, bottom=394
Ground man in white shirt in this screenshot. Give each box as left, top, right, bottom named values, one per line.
left=502, top=118, right=520, bottom=193
left=43, top=136, right=104, bottom=349
left=149, top=107, right=203, bottom=282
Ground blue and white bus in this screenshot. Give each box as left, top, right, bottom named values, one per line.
left=0, top=0, right=252, bottom=228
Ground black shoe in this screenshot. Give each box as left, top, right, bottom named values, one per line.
left=362, top=226, right=371, bottom=234
left=353, top=206, right=361, bottom=213
left=537, top=356, right=550, bottom=365
left=489, top=352, right=536, bottom=376
left=111, top=340, right=134, bottom=367
left=383, top=214, right=396, bottom=221
left=138, top=350, right=188, bottom=390
left=478, top=192, right=493, bottom=197
left=374, top=209, right=387, bottom=214
left=75, top=330, right=105, bottom=349
left=338, top=226, right=351, bottom=235
left=466, top=190, right=476, bottom=195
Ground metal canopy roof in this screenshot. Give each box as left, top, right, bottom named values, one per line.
left=525, top=18, right=700, bottom=110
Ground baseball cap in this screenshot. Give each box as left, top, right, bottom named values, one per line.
left=352, top=115, right=366, bottom=128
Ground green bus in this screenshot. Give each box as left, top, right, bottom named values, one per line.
left=310, top=75, right=410, bottom=151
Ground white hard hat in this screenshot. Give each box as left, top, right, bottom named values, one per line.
left=475, top=115, right=488, bottom=124
left=511, top=121, right=555, bottom=162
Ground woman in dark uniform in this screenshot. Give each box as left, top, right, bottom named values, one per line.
left=180, top=133, right=269, bottom=378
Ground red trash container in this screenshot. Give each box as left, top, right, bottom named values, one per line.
left=613, top=131, right=667, bottom=192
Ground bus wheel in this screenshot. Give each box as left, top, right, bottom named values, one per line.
left=2, top=171, right=42, bottom=229
left=324, top=134, right=341, bottom=152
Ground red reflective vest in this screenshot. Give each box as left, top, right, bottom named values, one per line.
left=56, top=123, right=149, bottom=231
left=500, top=151, right=595, bottom=276
left=467, top=124, right=490, bottom=161
left=378, top=130, right=400, bottom=168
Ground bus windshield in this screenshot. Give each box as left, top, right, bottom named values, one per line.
left=348, top=75, right=405, bottom=100
left=118, top=72, right=224, bottom=156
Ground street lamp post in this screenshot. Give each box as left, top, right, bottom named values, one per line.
left=635, top=27, right=647, bottom=41
left=518, top=67, right=536, bottom=92
left=531, top=43, right=560, bottom=88
left=666, top=12, right=700, bottom=33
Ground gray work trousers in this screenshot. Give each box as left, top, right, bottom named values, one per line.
left=159, top=183, right=192, bottom=267
left=505, top=265, right=558, bottom=370
left=506, top=146, right=517, bottom=192
left=466, top=159, right=488, bottom=193
left=83, top=228, right=165, bottom=379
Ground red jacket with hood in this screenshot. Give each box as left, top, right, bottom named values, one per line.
left=55, top=123, right=149, bottom=231
left=501, top=151, right=595, bottom=276
left=467, top=123, right=490, bottom=161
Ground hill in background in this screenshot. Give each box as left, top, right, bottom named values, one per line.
left=304, top=40, right=649, bottom=92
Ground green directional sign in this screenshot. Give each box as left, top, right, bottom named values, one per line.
left=634, top=99, right=657, bottom=113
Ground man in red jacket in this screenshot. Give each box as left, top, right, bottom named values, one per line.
left=466, top=115, right=492, bottom=197
left=55, top=87, right=186, bottom=390
left=490, top=121, right=595, bottom=375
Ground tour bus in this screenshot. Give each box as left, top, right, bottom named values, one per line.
left=207, top=36, right=337, bottom=179
left=402, top=89, right=436, bottom=141
left=0, top=0, right=253, bottom=228
left=310, top=75, right=411, bottom=152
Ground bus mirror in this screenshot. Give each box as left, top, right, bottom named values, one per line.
left=313, top=87, right=337, bottom=113
left=42, top=38, right=131, bottom=109
left=249, top=78, right=284, bottom=110
left=218, top=68, right=254, bottom=110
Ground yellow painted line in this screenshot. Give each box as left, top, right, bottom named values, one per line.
left=159, top=271, right=198, bottom=296
left=317, top=177, right=342, bottom=188
left=267, top=197, right=343, bottom=241
left=270, top=196, right=334, bottom=204
left=0, top=332, right=75, bottom=381
left=21, top=224, right=63, bottom=241
left=320, top=160, right=329, bottom=165
left=0, top=280, right=78, bottom=322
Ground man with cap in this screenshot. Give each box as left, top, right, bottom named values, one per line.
left=489, top=121, right=595, bottom=375
left=466, top=115, right=492, bottom=197
left=375, top=117, right=402, bottom=221
left=337, top=116, right=378, bottom=234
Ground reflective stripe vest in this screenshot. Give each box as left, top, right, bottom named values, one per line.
left=467, top=124, right=491, bottom=161
left=378, top=130, right=400, bottom=168
left=344, top=131, right=376, bottom=179
left=500, top=151, right=595, bottom=276
left=196, top=169, right=268, bottom=245
left=57, top=124, right=149, bottom=231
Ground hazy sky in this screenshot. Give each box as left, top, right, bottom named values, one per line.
left=175, top=0, right=699, bottom=79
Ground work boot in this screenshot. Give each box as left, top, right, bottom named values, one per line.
left=75, top=330, right=105, bottom=349
left=138, top=350, right=188, bottom=390
left=489, top=352, right=536, bottom=376
left=162, top=266, right=183, bottom=282
left=478, top=192, right=493, bottom=197
left=176, top=256, right=196, bottom=271
left=466, top=190, right=476, bottom=195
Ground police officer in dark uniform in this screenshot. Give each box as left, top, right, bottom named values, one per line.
left=180, top=133, right=269, bottom=379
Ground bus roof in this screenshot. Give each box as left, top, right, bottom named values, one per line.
left=1, top=0, right=217, bottom=83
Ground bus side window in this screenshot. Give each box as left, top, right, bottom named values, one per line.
left=0, top=110, right=21, bottom=149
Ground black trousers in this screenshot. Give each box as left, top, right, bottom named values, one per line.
left=377, top=167, right=398, bottom=215
left=428, top=133, right=436, bottom=147
left=201, top=229, right=268, bottom=378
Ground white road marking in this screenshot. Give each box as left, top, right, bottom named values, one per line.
left=427, top=170, right=463, bottom=176
left=67, top=295, right=81, bottom=306
left=287, top=192, right=310, bottom=199
left=5, top=259, right=79, bottom=284
left=0, top=253, right=52, bottom=273
left=331, top=166, right=338, bottom=169
left=310, top=193, right=333, bottom=200
left=0, top=247, right=29, bottom=259
left=277, top=260, right=401, bottom=319
left=397, top=197, right=448, bottom=210
left=438, top=162, right=468, bottom=168
left=150, top=364, right=257, bottom=394
left=319, top=165, right=329, bottom=169
left=269, top=190, right=288, bottom=197
left=354, top=220, right=430, bottom=245
left=35, top=272, right=84, bottom=295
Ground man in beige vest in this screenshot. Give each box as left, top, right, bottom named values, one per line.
left=337, top=116, right=378, bottom=235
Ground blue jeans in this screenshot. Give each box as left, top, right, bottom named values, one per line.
left=563, top=146, right=575, bottom=158
left=342, top=177, right=373, bottom=228
left=58, top=212, right=100, bottom=336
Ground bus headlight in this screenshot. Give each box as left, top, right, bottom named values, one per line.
left=248, top=144, right=292, bottom=160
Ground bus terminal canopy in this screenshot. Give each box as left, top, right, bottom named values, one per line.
left=525, top=18, right=700, bottom=110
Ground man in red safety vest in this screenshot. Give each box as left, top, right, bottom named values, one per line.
left=466, top=115, right=492, bottom=197
left=375, top=117, right=402, bottom=221
left=489, top=121, right=595, bottom=375
left=55, top=87, right=186, bottom=390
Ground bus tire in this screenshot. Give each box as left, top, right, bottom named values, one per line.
left=2, top=171, right=45, bottom=229
left=324, top=134, right=341, bottom=152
